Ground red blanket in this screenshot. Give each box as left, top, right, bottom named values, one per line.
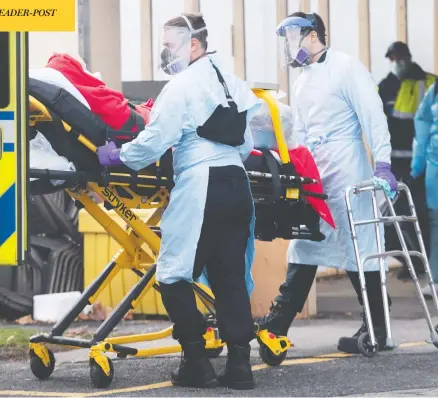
left=250, top=147, right=335, bottom=229
left=46, top=53, right=153, bottom=132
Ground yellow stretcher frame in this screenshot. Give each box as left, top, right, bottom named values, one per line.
left=28, top=88, right=293, bottom=389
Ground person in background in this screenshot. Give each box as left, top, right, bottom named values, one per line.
left=378, top=42, right=436, bottom=281
left=410, top=79, right=438, bottom=298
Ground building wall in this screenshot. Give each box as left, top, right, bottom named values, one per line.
left=369, top=0, right=397, bottom=83
left=29, top=1, right=437, bottom=90
left=407, top=0, right=435, bottom=74
left=28, top=0, right=80, bottom=69
left=120, top=0, right=142, bottom=82
left=200, top=0, right=235, bottom=74
left=244, top=0, right=277, bottom=84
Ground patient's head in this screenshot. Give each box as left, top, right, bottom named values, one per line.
left=70, top=53, right=87, bottom=69
left=163, top=13, right=208, bottom=62
left=48, top=52, right=103, bottom=81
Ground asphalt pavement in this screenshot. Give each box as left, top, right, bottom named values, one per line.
left=0, top=274, right=437, bottom=397
left=0, top=331, right=437, bottom=397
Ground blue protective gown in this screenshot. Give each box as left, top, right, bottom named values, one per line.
left=119, top=55, right=262, bottom=294
left=412, top=82, right=438, bottom=210
left=287, top=49, right=392, bottom=272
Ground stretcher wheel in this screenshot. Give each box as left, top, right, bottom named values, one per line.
left=206, top=347, right=223, bottom=358
left=30, top=349, right=55, bottom=380
left=259, top=343, right=287, bottom=366
left=358, top=332, right=379, bottom=358
left=90, top=357, right=114, bottom=388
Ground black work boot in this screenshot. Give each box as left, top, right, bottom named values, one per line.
left=218, top=343, right=254, bottom=390
left=171, top=341, right=217, bottom=388
left=255, top=302, right=296, bottom=336
left=337, top=313, right=392, bottom=354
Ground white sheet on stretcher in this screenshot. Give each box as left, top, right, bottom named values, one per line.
left=29, top=68, right=91, bottom=185
left=30, top=132, right=76, bottom=185
left=29, top=68, right=90, bottom=108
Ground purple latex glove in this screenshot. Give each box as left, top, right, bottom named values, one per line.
left=374, top=161, right=397, bottom=191
left=97, top=141, right=123, bottom=167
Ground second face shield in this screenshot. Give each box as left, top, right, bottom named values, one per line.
left=277, top=25, right=312, bottom=69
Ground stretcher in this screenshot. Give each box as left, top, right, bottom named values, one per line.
left=345, top=180, right=438, bottom=357
left=27, top=78, right=329, bottom=388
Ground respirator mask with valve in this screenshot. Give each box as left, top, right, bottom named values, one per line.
left=276, top=13, right=326, bottom=69
left=160, top=14, right=207, bottom=76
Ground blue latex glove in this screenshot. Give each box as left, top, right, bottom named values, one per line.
left=374, top=161, right=397, bottom=191
left=97, top=141, right=123, bottom=167
left=411, top=157, right=426, bottom=179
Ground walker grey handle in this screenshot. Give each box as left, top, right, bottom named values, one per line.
left=356, top=179, right=376, bottom=190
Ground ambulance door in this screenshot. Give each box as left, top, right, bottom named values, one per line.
left=0, top=32, right=28, bottom=266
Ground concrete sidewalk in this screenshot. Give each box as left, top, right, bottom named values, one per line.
left=316, top=270, right=436, bottom=321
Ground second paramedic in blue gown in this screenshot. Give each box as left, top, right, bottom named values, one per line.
left=96, top=13, right=261, bottom=390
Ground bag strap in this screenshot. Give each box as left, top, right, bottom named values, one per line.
left=210, top=61, right=232, bottom=101
left=261, top=149, right=282, bottom=202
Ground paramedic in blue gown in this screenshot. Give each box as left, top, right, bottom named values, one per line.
left=96, top=13, right=261, bottom=390
left=257, top=12, right=398, bottom=353
left=411, top=80, right=438, bottom=298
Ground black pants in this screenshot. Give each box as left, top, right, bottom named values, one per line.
left=275, top=263, right=392, bottom=326
left=160, top=166, right=254, bottom=345
left=391, top=157, right=411, bottom=182
left=384, top=158, right=410, bottom=255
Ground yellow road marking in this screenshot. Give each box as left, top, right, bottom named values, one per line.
left=0, top=391, right=86, bottom=397
left=85, top=381, right=173, bottom=397
left=398, top=341, right=428, bottom=348
left=315, top=352, right=353, bottom=358
left=0, top=341, right=432, bottom=398
left=252, top=356, right=338, bottom=371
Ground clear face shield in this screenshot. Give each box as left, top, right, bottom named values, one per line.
left=160, top=15, right=207, bottom=76
left=276, top=14, right=327, bottom=69
left=277, top=25, right=312, bottom=69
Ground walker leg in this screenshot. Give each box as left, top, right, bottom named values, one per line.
left=346, top=191, right=378, bottom=356
left=386, top=195, right=438, bottom=345
left=406, top=191, right=438, bottom=313
left=373, top=192, right=396, bottom=349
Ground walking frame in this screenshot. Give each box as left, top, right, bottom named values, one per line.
left=26, top=83, right=325, bottom=388
left=345, top=180, right=438, bottom=357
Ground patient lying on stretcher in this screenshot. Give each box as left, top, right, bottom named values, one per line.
left=28, top=54, right=334, bottom=236
left=32, top=53, right=154, bottom=131
left=29, top=52, right=154, bottom=176
left=29, top=54, right=288, bottom=174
